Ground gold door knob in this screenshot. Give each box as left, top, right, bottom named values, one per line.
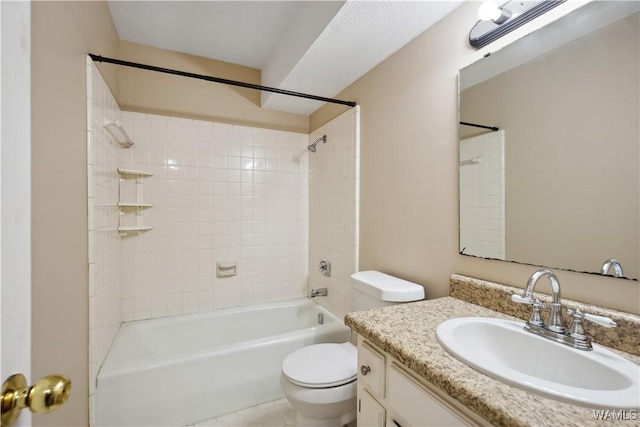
left=1, top=373, right=71, bottom=426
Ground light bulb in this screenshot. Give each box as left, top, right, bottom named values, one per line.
left=478, top=1, right=502, bottom=21
left=478, top=1, right=511, bottom=24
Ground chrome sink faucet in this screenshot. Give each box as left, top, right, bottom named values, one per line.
left=512, top=269, right=616, bottom=350
left=512, top=269, right=564, bottom=333
left=601, top=258, right=624, bottom=277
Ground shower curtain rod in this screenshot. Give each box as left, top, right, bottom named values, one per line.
left=89, top=54, right=357, bottom=108
left=459, top=121, right=499, bottom=131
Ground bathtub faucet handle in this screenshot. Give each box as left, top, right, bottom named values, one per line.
left=309, top=288, right=328, bottom=298
left=319, top=259, right=331, bottom=277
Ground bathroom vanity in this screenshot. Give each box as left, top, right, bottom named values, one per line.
left=357, top=336, right=489, bottom=426
left=345, top=275, right=640, bottom=427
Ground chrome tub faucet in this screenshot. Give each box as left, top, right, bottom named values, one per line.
left=319, top=259, right=331, bottom=277
left=309, top=288, right=328, bottom=298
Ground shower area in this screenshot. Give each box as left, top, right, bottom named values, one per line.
left=86, top=58, right=360, bottom=425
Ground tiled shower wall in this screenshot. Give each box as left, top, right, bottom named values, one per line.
left=118, top=112, right=309, bottom=320
left=308, top=107, right=360, bottom=319
left=459, top=130, right=505, bottom=259
left=86, top=61, right=123, bottom=416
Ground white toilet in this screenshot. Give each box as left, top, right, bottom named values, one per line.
left=280, top=270, right=425, bottom=426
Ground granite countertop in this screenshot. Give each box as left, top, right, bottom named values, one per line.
left=345, top=296, right=640, bottom=427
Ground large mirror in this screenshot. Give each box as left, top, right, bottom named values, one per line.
left=459, top=1, right=639, bottom=280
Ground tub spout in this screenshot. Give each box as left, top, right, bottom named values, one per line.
left=309, top=288, right=328, bottom=298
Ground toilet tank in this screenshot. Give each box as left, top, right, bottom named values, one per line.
left=350, top=270, right=425, bottom=312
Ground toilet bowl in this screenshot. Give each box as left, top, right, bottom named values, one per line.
left=280, top=271, right=425, bottom=426
left=280, top=342, right=357, bottom=426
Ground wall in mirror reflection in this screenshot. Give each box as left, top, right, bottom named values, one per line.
left=459, top=2, right=639, bottom=280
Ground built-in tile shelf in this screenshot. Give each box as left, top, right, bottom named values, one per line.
left=117, top=225, right=154, bottom=232
left=117, top=168, right=153, bottom=177
left=117, top=202, right=153, bottom=208
left=117, top=168, right=153, bottom=236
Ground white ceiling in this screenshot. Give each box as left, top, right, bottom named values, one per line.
left=107, top=1, right=463, bottom=115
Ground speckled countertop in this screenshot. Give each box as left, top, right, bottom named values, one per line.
left=345, top=276, right=640, bottom=427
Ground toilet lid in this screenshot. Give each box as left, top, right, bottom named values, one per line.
left=282, top=342, right=357, bottom=389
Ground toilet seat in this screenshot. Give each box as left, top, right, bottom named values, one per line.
left=282, top=342, right=357, bottom=389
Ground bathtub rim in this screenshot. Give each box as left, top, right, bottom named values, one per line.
left=99, top=298, right=347, bottom=378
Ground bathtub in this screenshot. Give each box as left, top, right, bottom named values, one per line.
left=95, top=298, right=350, bottom=426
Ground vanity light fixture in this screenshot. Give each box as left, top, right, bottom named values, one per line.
left=469, top=0, right=565, bottom=48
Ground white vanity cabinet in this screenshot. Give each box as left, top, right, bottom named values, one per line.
left=359, top=389, right=386, bottom=427
left=356, top=336, right=490, bottom=427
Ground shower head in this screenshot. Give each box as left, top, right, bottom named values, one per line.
left=307, top=135, right=327, bottom=153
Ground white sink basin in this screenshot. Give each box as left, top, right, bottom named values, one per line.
left=436, top=317, right=640, bottom=409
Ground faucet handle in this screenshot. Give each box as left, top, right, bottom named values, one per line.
left=511, top=294, right=534, bottom=304
left=528, top=299, right=546, bottom=327
left=584, top=313, right=617, bottom=328
left=512, top=294, right=546, bottom=327
left=568, top=309, right=617, bottom=328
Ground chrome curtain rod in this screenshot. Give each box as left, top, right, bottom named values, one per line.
left=89, top=54, right=357, bottom=108
left=459, top=121, right=499, bottom=131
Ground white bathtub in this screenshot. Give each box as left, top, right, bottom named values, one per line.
left=95, top=298, right=350, bottom=426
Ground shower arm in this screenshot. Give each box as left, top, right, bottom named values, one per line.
left=313, top=135, right=326, bottom=147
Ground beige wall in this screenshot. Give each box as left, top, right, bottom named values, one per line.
left=31, top=1, right=119, bottom=426
left=461, top=13, right=639, bottom=278
left=117, top=41, right=309, bottom=133
left=310, top=2, right=640, bottom=315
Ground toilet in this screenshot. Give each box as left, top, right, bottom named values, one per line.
left=280, top=270, right=425, bottom=426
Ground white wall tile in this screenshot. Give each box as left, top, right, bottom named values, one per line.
left=308, top=108, right=360, bottom=319
left=87, top=64, right=123, bottom=426
left=120, top=112, right=309, bottom=318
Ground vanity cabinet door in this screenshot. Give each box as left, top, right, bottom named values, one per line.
left=358, top=389, right=386, bottom=427
left=358, top=340, right=386, bottom=397
left=388, top=363, right=473, bottom=427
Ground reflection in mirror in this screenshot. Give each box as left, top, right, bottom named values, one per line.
left=459, top=1, right=639, bottom=280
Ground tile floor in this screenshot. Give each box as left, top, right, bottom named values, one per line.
left=187, top=399, right=297, bottom=427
